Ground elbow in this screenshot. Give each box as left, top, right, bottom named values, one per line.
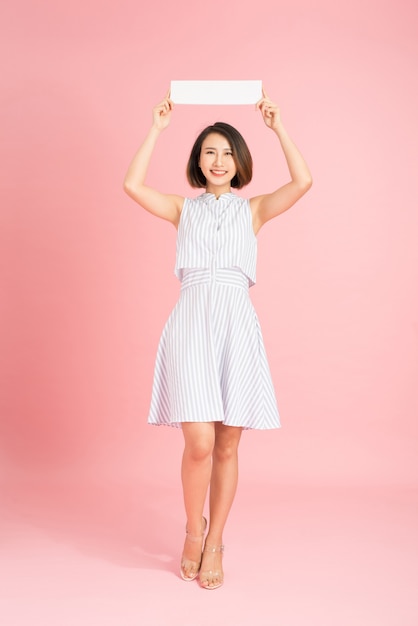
left=300, top=175, right=313, bottom=193
left=123, top=177, right=135, bottom=197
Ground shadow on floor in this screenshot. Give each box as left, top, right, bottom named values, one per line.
left=0, top=475, right=182, bottom=573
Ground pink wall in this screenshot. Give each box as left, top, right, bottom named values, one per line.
left=1, top=0, right=417, bottom=486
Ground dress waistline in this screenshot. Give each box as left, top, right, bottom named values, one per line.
left=180, top=268, right=249, bottom=291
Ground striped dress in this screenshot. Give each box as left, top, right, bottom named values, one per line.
left=148, top=192, right=281, bottom=430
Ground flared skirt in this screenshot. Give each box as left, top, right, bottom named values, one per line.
left=148, top=268, right=281, bottom=430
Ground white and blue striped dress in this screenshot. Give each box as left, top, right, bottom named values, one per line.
left=148, top=192, right=281, bottom=430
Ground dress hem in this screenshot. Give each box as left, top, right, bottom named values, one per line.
left=148, top=420, right=281, bottom=431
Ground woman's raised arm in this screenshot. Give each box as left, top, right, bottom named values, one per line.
left=123, top=94, right=184, bottom=226
left=250, top=90, right=312, bottom=234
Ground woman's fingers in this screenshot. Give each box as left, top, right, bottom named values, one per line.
left=152, top=93, right=174, bottom=129
left=256, top=91, right=281, bottom=128
left=258, top=100, right=274, bottom=117
left=256, top=92, right=275, bottom=113
left=154, top=96, right=172, bottom=116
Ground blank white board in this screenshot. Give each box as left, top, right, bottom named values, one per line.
left=170, top=80, right=262, bottom=105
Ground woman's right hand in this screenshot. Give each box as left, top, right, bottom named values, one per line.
left=152, top=92, right=173, bottom=131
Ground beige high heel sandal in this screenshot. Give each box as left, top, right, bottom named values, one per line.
left=199, top=543, right=225, bottom=590
left=180, top=517, right=207, bottom=581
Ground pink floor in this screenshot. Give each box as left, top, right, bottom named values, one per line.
left=1, top=478, right=417, bottom=626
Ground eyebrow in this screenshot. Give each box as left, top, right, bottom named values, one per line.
left=204, top=146, right=233, bottom=151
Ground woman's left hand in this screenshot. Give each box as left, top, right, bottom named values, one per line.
left=256, top=89, right=281, bottom=130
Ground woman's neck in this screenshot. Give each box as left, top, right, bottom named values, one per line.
left=205, top=185, right=232, bottom=199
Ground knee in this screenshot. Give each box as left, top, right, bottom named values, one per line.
left=213, top=438, right=239, bottom=463
left=184, top=437, right=214, bottom=463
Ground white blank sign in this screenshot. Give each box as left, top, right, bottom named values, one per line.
left=170, top=80, right=262, bottom=105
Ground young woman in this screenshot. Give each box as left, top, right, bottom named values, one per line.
left=124, top=89, right=312, bottom=589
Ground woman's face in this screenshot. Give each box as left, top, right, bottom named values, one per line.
left=199, top=133, right=237, bottom=194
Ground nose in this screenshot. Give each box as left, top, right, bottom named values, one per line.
left=214, top=152, right=223, bottom=166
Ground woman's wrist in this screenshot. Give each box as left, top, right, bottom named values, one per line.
left=270, top=119, right=284, bottom=135
left=150, top=123, right=164, bottom=135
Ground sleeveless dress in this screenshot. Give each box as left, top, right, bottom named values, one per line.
left=147, top=192, right=281, bottom=430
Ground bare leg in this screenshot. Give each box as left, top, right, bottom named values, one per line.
left=180, top=422, right=215, bottom=580
left=199, top=423, right=242, bottom=588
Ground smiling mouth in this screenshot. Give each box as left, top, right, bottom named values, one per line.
left=211, top=169, right=227, bottom=176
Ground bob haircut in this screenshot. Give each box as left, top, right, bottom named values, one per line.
left=187, top=122, right=253, bottom=189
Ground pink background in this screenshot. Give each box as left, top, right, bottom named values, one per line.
left=1, top=1, right=417, bottom=624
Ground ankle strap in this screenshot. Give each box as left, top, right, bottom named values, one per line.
left=185, top=516, right=207, bottom=542
left=185, top=530, right=205, bottom=542
left=204, top=544, right=224, bottom=553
